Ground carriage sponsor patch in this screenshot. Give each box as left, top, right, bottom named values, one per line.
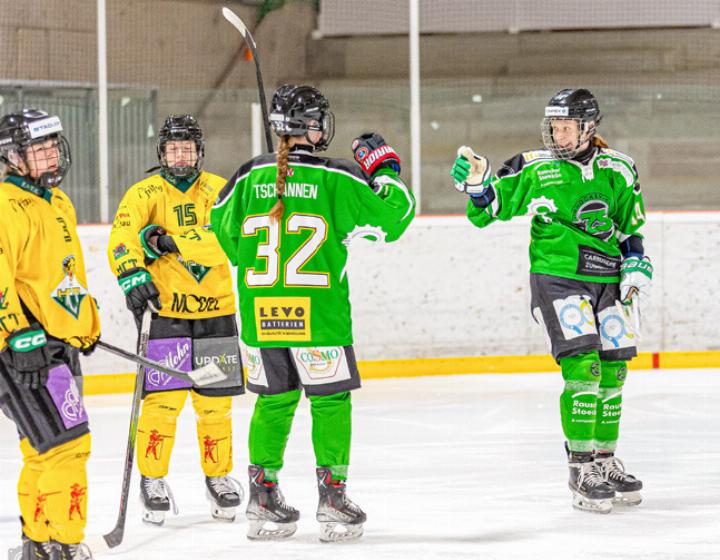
left=576, top=246, right=621, bottom=277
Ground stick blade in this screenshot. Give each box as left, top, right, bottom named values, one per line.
left=188, top=362, right=227, bottom=386
left=222, top=6, right=249, bottom=38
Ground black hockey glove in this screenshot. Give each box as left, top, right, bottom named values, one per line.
left=2, top=325, right=52, bottom=390
left=140, top=225, right=178, bottom=260
left=118, top=267, right=161, bottom=325
left=351, top=133, right=401, bottom=178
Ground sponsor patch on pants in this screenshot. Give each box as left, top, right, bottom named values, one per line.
left=291, top=347, right=350, bottom=385
left=552, top=295, right=597, bottom=340
left=193, top=336, right=243, bottom=389
left=597, top=306, right=636, bottom=350
left=243, top=345, right=268, bottom=387
left=45, top=364, right=88, bottom=429
left=145, top=337, right=193, bottom=391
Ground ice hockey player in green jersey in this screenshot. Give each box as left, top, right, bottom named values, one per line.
left=212, top=84, right=415, bottom=541
left=450, top=89, right=651, bottom=514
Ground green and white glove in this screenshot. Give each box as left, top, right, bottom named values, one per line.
left=451, top=146, right=492, bottom=195
left=620, top=256, right=653, bottom=305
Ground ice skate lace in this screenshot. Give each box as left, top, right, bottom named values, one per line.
left=208, top=475, right=242, bottom=496
left=578, top=462, right=606, bottom=488
left=270, top=485, right=295, bottom=513
left=599, top=456, right=629, bottom=482
left=143, top=477, right=179, bottom=514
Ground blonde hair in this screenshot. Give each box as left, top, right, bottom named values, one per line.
left=592, top=134, right=609, bottom=148
left=269, top=136, right=290, bottom=223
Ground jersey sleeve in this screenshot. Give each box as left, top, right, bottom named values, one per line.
left=107, top=184, right=152, bottom=276
left=0, top=226, right=31, bottom=350
left=611, top=159, right=646, bottom=239
left=334, top=166, right=415, bottom=243
left=466, top=153, right=533, bottom=229
left=170, top=225, right=228, bottom=267
left=210, top=169, right=246, bottom=267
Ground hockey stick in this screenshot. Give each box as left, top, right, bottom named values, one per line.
left=221, top=6, right=274, bottom=153
left=99, top=309, right=152, bottom=549
left=96, top=341, right=226, bottom=386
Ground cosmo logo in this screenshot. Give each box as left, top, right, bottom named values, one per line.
left=298, top=348, right=341, bottom=373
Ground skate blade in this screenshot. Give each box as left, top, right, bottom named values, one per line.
left=572, top=494, right=613, bottom=514
left=247, top=520, right=297, bottom=540
left=211, top=504, right=237, bottom=522
left=142, top=509, right=167, bottom=526
left=206, top=490, right=239, bottom=521
left=613, top=491, right=642, bottom=507
left=319, top=521, right=364, bottom=543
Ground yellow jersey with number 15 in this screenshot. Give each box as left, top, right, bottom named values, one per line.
left=107, top=171, right=236, bottom=320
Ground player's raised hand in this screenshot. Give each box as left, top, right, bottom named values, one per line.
left=352, top=133, right=401, bottom=177
left=451, top=146, right=491, bottom=195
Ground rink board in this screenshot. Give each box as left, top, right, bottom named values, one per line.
left=82, top=350, right=720, bottom=395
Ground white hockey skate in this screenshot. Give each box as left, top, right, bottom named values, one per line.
left=595, top=453, right=643, bottom=506
left=55, top=542, right=94, bottom=560
left=206, top=475, right=244, bottom=522
left=316, top=468, right=366, bottom=543
left=140, top=475, right=178, bottom=526
left=246, top=465, right=299, bottom=540
left=568, top=450, right=614, bottom=514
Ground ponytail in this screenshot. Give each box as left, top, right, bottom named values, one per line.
left=592, top=134, right=609, bottom=148
left=269, top=136, right=290, bottom=223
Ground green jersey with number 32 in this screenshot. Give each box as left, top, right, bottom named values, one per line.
left=467, top=147, right=646, bottom=283
left=211, top=150, right=415, bottom=347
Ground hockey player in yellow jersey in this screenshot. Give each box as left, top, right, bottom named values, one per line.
left=107, top=115, right=244, bottom=525
left=0, top=109, right=100, bottom=559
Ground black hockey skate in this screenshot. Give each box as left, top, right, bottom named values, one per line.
left=316, top=467, right=366, bottom=542
left=8, top=536, right=56, bottom=560
left=54, top=542, right=94, bottom=560
left=595, top=452, right=643, bottom=506
left=206, top=475, right=244, bottom=522
left=567, top=449, right=615, bottom=514
left=140, top=475, right=178, bottom=526
left=246, top=465, right=300, bottom=540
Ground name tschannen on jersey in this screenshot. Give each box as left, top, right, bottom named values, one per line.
left=253, top=182, right=319, bottom=200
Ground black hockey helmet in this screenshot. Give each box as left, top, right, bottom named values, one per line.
left=541, top=88, right=602, bottom=159
left=0, top=108, right=71, bottom=188
left=157, top=114, right=204, bottom=179
left=269, top=84, right=335, bottom=151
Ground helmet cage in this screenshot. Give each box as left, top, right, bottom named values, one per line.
left=541, top=116, right=597, bottom=160
left=157, top=116, right=204, bottom=179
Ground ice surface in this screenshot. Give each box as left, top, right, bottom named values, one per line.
left=2, top=369, right=720, bottom=559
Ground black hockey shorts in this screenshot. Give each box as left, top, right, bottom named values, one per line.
left=530, top=273, right=637, bottom=363
left=142, top=314, right=244, bottom=397
left=244, top=345, right=361, bottom=396
left=0, top=339, right=89, bottom=454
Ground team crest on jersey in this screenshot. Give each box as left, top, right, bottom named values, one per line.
left=112, top=243, right=129, bottom=259
left=573, top=196, right=614, bottom=241
left=51, top=255, right=88, bottom=319
left=177, top=255, right=211, bottom=283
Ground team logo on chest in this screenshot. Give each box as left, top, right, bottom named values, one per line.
left=51, top=255, right=88, bottom=319
left=573, top=197, right=614, bottom=241
left=177, top=255, right=211, bottom=283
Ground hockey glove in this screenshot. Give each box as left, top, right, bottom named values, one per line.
left=620, top=256, right=653, bottom=305
left=451, top=146, right=492, bottom=195
left=352, top=133, right=401, bottom=177
left=3, top=325, right=52, bottom=390
left=140, top=225, right=179, bottom=260
left=118, top=267, right=161, bottom=325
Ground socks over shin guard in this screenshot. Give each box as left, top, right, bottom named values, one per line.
left=594, top=361, right=627, bottom=451
left=559, top=352, right=601, bottom=453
